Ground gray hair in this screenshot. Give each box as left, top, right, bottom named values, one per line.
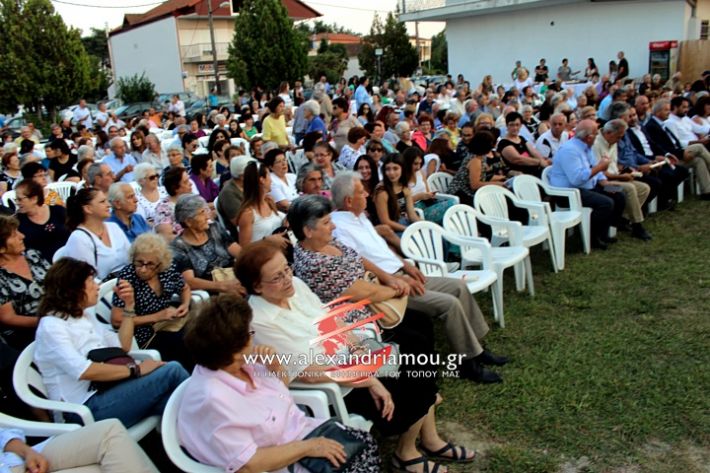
left=575, top=120, right=598, bottom=140
left=215, top=114, right=226, bottom=123
left=286, top=195, right=333, bottom=241
left=166, top=142, right=183, bottom=154
left=609, top=102, right=631, bottom=120
left=130, top=233, right=173, bottom=273
left=549, top=112, right=567, bottom=124
left=602, top=119, right=628, bottom=136
left=331, top=171, right=361, bottom=210
left=304, top=100, right=320, bottom=116
left=652, top=98, right=670, bottom=116
left=144, top=133, right=160, bottom=146
left=107, top=182, right=131, bottom=205
left=174, top=194, right=207, bottom=226
left=87, top=162, right=104, bottom=185
left=77, top=145, right=94, bottom=161
left=394, top=121, right=410, bottom=137
left=109, top=137, right=125, bottom=150
left=520, top=104, right=533, bottom=114
left=134, top=162, right=155, bottom=182
left=296, top=162, right=323, bottom=192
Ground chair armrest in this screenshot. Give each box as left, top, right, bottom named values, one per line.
left=131, top=349, right=162, bottom=362
left=27, top=397, right=94, bottom=426
left=290, top=382, right=354, bottom=426
left=401, top=255, right=449, bottom=277
left=0, top=414, right=82, bottom=437
left=512, top=199, right=548, bottom=225
left=443, top=233, right=493, bottom=268
left=434, top=193, right=460, bottom=204
left=290, top=389, right=331, bottom=419
left=544, top=185, right=583, bottom=210
left=474, top=214, right=525, bottom=245
left=190, top=290, right=210, bottom=303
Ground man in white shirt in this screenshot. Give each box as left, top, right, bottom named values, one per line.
left=330, top=172, right=508, bottom=383
left=168, top=95, right=186, bottom=117
left=72, top=98, right=93, bottom=128
left=536, top=113, right=569, bottom=159
left=664, top=96, right=709, bottom=149
left=94, top=102, right=109, bottom=131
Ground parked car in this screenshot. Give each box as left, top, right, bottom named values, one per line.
left=155, top=92, right=199, bottom=111
left=59, top=103, right=98, bottom=121
left=115, top=102, right=153, bottom=122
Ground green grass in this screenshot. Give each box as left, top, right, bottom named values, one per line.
left=417, top=196, right=710, bottom=472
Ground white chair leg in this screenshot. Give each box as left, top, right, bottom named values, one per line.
left=677, top=181, right=684, bottom=202
left=513, top=260, right=526, bottom=292
left=547, top=237, right=559, bottom=273
left=524, top=256, right=535, bottom=297
left=580, top=210, right=592, bottom=254
left=551, top=225, right=567, bottom=271
left=609, top=226, right=617, bottom=238
left=491, top=280, right=504, bottom=328
left=647, top=197, right=657, bottom=214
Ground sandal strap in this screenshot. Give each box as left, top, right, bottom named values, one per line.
left=422, top=441, right=455, bottom=458
left=392, top=454, right=444, bottom=473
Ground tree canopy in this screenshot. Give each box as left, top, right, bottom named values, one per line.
left=0, top=0, right=93, bottom=114
left=358, top=13, right=419, bottom=82
left=309, top=40, right=348, bottom=85
left=429, top=30, right=448, bottom=74
left=227, top=0, right=308, bottom=91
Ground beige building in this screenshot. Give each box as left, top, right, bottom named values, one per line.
left=109, top=0, right=320, bottom=98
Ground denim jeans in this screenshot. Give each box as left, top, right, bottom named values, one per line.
left=83, top=361, right=189, bottom=428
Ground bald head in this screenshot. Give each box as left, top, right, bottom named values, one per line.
left=575, top=119, right=599, bottom=144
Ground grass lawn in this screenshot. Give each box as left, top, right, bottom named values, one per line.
left=419, top=196, right=710, bottom=472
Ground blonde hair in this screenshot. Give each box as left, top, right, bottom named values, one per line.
left=129, top=233, right=173, bottom=272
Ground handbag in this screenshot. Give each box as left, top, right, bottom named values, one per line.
left=86, top=347, right=136, bottom=393
left=348, top=272, right=407, bottom=329
left=292, top=419, right=367, bottom=473
left=211, top=266, right=236, bottom=281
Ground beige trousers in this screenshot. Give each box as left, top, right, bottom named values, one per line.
left=613, top=180, right=651, bottom=223
left=684, top=143, right=710, bottom=194
left=12, top=419, right=159, bottom=473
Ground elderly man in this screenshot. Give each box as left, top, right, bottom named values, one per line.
left=614, top=102, right=687, bottom=211
left=142, top=133, right=168, bottom=170
left=107, top=182, right=150, bottom=242
left=217, top=155, right=255, bottom=238
left=86, top=162, right=115, bottom=193
left=457, top=99, right=479, bottom=128
left=72, top=98, right=93, bottom=128
left=592, top=119, right=652, bottom=240
left=94, top=102, right=109, bottom=130
left=616, top=51, right=629, bottom=80
left=330, top=172, right=508, bottom=383
left=13, top=127, right=39, bottom=146
left=536, top=113, right=569, bottom=159
left=103, top=137, right=137, bottom=183
left=644, top=98, right=710, bottom=199
left=547, top=120, right=623, bottom=249
left=296, top=162, right=325, bottom=196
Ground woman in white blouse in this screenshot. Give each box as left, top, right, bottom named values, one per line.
left=237, top=162, right=290, bottom=248
left=63, top=188, right=131, bottom=281
left=265, top=148, right=298, bottom=212
left=133, top=163, right=167, bottom=226
left=33, top=258, right=189, bottom=428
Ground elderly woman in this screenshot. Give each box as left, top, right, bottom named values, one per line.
left=189, top=153, right=219, bottom=203
left=0, top=215, right=50, bottom=350
left=262, top=97, right=290, bottom=149
left=129, top=130, right=146, bottom=161
left=15, top=180, right=70, bottom=262
left=133, top=163, right=167, bottom=226
left=304, top=99, right=327, bottom=136
left=498, top=111, right=549, bottom=177
left=338, top=127, right=369, bottom=170
left=1, top=151, right=21, bottom=189
left=63, top=187, right=131, bottom=281
left=171, top=194, right=243, bottom=296
left=142, top=134, right=168, bottom=170
left=520, top=104, right=541, bottom=138
left=111, top=233, right=193, bottom=367
left=33, top=257, right=189, bottom=428
left=20, top=162, right=64, bottom=206
left=237, top=241, right=475, bottom=472
left=236, top=162, right=289, bottom=247
left=265, top=148, right=298, bottom=212
left=178, top=294, right=381, bottom=473
left=449, top=131, right=507, bottom=206
left=313, top=142, right=345, bottom=191
left=394, top=122, right=416, bottom=153
left=412, top=114, right=434, bottom=152
left=155, top=166, right=193, bottom=241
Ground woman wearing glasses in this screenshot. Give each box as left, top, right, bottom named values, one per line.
left=110, top=233, right=193, bottom=368
left=134, top=163, right=167, bottom=227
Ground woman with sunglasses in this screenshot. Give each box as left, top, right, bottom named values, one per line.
left=134, top=163, right=167, bottom=227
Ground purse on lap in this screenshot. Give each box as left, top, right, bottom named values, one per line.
left=86, top=347, right=136, bottom=393
left=291, top=419, right=367, bottom=473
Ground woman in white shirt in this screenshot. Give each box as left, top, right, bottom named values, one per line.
left=237, top=161, right=290, bottom=248
left=64, top=188, right=131, bottom=281
left=33, top=258, right=189, bottom=428
left=133, top=163, right=167, bottom=226
left=265, top=148, right=298, bottom=212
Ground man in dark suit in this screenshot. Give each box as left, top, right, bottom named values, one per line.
left=644, top=98, right=710, bottom=200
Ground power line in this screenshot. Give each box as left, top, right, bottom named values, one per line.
left=50, top=0, right=164, bottom=8
left=304, top=1, right=393, bottom=14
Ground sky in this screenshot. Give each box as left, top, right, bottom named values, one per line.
left=51, top=0, right=445, bottom=38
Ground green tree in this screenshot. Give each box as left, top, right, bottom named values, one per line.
left=115, top=73, right=156, bottom=103
left=308, top=39, right=348, bottom=85
left=0, top=0, right=92, bottom=116
left=359, top=13, right=418, bottom=82
left=81, top=28, right=112, bottom=101
left=81, top=27, right=110, bottom=68
left=429, top=30, right=448, bottom=74
left=227, top=0, right=308, bottom=91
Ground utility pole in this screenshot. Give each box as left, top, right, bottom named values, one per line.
left=207, top=0, right=221, bottom=95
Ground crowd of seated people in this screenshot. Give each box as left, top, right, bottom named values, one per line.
left=1, top=64, right=709, bottom=473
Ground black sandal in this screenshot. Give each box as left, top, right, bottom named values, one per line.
left=391, top=453, right=446, bottom=472
left=420, top=442, right=476, bottom=463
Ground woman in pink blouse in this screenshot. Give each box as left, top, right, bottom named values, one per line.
left=177, top=294, right=380, bottom=473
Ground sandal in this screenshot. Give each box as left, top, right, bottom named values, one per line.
left=391, top=453, right=447, bottom=472
left=420, top=442, right=476, bottom=463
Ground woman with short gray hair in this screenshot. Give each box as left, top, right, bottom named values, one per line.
left=170, top=194, right=243, bottom=296
left=134, top=162, right=167, bottom=226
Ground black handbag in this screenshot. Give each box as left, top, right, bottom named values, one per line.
left=87, top=347, right=136, bottom=393
left=292, top=419, right=367, bottom=473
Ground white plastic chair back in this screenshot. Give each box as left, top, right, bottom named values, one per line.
left=230, top=137, right=249, bottom=151
left=443, top=204, right=483, bottom=260
left=52, top=246, right=68, bottom=263
left=541, top=166, right=552, bottom=185
left=400, top=221, right=448, bottom=277
left=474, top=186, right=512, bottom=221
left=95, top=278, right=118, bottom=327
left=1, top=190, right=16, bottom=208
left=46, top=182, right=77, bottom=202
left=161, top=130, right=173, bottom=141
left=427, top=172, right=452, bottom=194
left=130, top=181, right=142, bottom=193
left=511, top=175, right=544, bottom=203
left=213, top=196, right=226, bottom=227
left=198, top=136, right=210, bottom=149
left=0, top=410, right=80, bottom=437
left=149, top=127, right=163, bottom=136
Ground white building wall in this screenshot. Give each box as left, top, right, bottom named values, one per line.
left=446, top=0, right=689, bottom=86
left=109, top=17, right=185, bottom=95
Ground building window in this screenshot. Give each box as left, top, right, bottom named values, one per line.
left=701, top=20, right=709, bottom=40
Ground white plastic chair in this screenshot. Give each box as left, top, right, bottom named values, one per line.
left=289, top=382, right=372, bottom=431
left=512, top=175, right=590, bottom=271
left=443, top=205, right=531, bottom=327
left=46, top=182, right=77, bottom=202
left=13, top=343, right=160, bottom=441
left=212, top=195, right=227, bottom=228
left=474, top=185, right=559, bottom=273
left=400, top=221, right=499, bottom=314
left=427, top=172, right=452, bottom=193
left=197, top=136, right=210, bottom=149
left=0, top=411, right=81, bottom=437
left=52, top=245, right=68, bottom=263
left=2, top=190, right=16, bottom=208
left=230, top=137, right=251, bottom=156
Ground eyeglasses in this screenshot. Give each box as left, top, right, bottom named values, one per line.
left=147, top=174, right=159, bottom=181
left=368, top=148, right=384, bottom=153
left=134, top=260, right=158, bottom=269
left=261, top=266, right=292, bottom=285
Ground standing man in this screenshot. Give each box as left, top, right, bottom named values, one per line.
left=169, top=94, right=186, bottom=117
left=94, top=102, right=109, bottom=131
left=534, top=58, right=549, bottom=83
left=72, top=99, right=93, bottom=128
left=557, top=59, right=572, bottom=82
left=354, top=76, right=373, bottom=110
left=616, top=51, right=629, bottom=81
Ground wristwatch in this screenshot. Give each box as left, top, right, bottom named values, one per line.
left=127, top=362, right=140, bottom=379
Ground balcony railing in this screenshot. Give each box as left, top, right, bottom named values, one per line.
left=180, top=42, right=230, bottom=63
left=398, top=0, right=447, bottom=13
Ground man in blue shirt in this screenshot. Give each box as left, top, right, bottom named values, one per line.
left=548, top=119, right=624, bottom=249
left=354, top=76, right=373, bottom=110
left=103, top=138, right=137, bottom=183
left=107, top=182, right=151, bottom=242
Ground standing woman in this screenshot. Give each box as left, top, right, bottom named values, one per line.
left=262, top=97, right=290, bottom=150
left=498, top=111, right=549, bottom=177
left=0, top=214, right=49, bottom=350
left=15, top=180, right=70, bottom=262
left=236, top=161, right=289, bottom=248
left=374, top=153, right=421, bottom=234
left=63, top=187, right=131, bottom=281
left=585, top=58, right=598, bottom=80
left=129, top=130, right=147, bottom=162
